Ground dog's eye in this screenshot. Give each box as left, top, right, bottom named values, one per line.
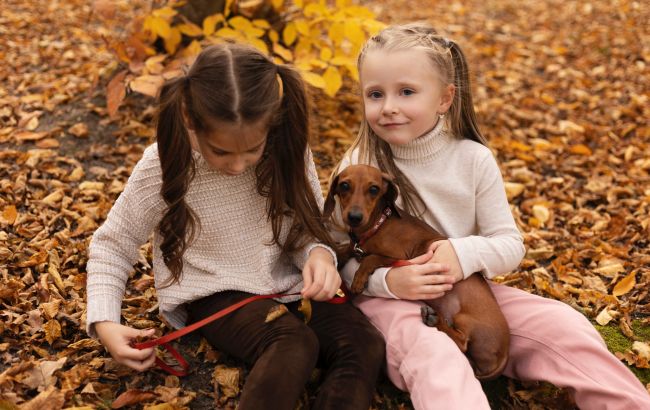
left=339, top=182, right=350, bottom=192
left=368, top=185, right=380, bottom=196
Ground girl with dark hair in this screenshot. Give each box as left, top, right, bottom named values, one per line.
left=86, top=43, right=384, bottom=409
left=333, top=23, right=650, bottom=409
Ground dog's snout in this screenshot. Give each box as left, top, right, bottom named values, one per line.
left=347, top=209, right=364, bottom=227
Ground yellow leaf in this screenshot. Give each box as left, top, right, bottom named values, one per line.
left=569, top=144, right=592, bottom=156
left=182, top=40, right=203, bottom=57
left=152, top=6, right=177, bottom=19
left=224, top=0, right=235, bottom=17
left=252, top=19, right=271, bottom=29
left=177, top=22, right=203, bottom=37
left=336, top=0, right=351, bottom=7
left=304, top=3, right=326, bottom=17
left=248, top=38, right=268, bottom=54
left=268, top=29, right=279, bottom=43
left=345, top=20, right=366, bottom=47
left=273, top=43, right=293, bottom=61
left=164, top=27, right=182, bottom=54
left=228, top=15, right=252, bottom=30
left=300, top=71, right=325, bottom=89
left=323, top=66, right=342, bottom=97
left=265, top=304, right=288, bottom=323
left=295, top=20, right=310, bottom=35
left=203, top=13, right=225, bottom=37
left=271, top=0, right=284, bottom=10
left=283, top=22, right=297, bottom=46
left=1, top=205, right=17, bottom=225
left=612, top=271, right=636, bottom=297
left=328, top=22, right=345, bottom=45
left=320, top=47, right=332, bottom=61
left=294, top=0, right=303, bottom=8
left=215, top=27, right=241, bottom=40
left=294, top=38, right=312, bottom=58
left=149, top=16, right=171, bottom=39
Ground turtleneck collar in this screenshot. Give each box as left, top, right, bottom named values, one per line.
left=389, top=118, right=453, bottom=164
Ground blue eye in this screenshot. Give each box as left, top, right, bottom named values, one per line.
left=402, top=88, right=415, bottom=96
left=368, top=91, right=383, bottom=99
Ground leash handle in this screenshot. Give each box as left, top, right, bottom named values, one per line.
left=133, top=291, right=348, bottom=376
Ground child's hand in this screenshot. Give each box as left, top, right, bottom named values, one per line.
left=386, top=251, right=455, bottom=300
left=94, top=321, right=157, bottom=372
left=428, top=240, right=464, bottom=283
left=301, top=247, right=341, bottom=301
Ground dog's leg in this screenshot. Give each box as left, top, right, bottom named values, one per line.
left=352, top=255, right=397, bottom=294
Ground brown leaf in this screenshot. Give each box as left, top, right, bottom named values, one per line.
left=43, top=319, right=62, bottom=345
left=212, top=365, right=241, bottom=402
left=111, top=389, right=158, bottom=409
left=1, top=205, right=17, bottom=225
left=613, top=271, right=636, bottom=297
left=21, top=357, right=67, bottom=390
left=68, top=122, right=89, bottom=138
left=298, top=298, right=312, bottom=324
left=107, top=70, right=128, bottom=118
left=20, top=385, right=65, bottom=410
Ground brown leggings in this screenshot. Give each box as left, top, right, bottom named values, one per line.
left=186, top=291, right=385, bottom=410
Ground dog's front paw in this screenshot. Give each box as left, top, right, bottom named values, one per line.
left=421, top=306, right=438, bottom=327
left=350, top=276, right=367, bottom=294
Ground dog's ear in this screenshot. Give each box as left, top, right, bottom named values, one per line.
left=323, top=174, right=339, bottom=218
left=381, top=172, right=400, bottom=216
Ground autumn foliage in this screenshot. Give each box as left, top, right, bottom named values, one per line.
left=0, top=0, right=649, bottom=408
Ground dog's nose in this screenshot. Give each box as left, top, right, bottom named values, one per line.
left=347, top=210, right=363, bottom=227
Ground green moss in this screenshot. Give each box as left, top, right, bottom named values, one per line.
left=594, top=320, right=650, bottom=386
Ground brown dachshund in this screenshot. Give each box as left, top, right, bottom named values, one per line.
left=324, top=164, right=509, bottom=380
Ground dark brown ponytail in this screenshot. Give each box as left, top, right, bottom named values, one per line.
left=257, top=64, right=334, bottom=251
left=156, top=76, right=197, bottom=286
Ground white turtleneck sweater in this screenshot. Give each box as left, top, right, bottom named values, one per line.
left=339, top=120, right=525, bottom=298
left=85, top=144, right=335, bottom=337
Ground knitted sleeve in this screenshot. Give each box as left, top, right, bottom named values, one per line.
left=287, top=148, right=337, bottom=270
left=448, top=152, right=525, bottom=279
left=85, top=145, right=164, bottom=337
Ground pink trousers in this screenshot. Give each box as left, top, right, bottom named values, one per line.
left=354, top=282, right=650, bottom=410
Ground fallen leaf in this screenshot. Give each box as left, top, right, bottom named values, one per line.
left=68, top=123, right=89, bottom=138
left=111, top=389, right=158, bottom=409
left=612, top=271, right=636, bottom=297
left=264, top=304, right=288, bottom=323
left=21, top=357, right=67, bottom=390
left=298, top=298, right=312, bottom=324
left=213, top=365, right=241, bottom=402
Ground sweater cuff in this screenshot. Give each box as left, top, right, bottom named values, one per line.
left=85, top=294, right=123, bottom=338
left=305, top=243, right=338, bottom=268
left=448, top=237, right=480, bottom=280
left=366, top=267, right=399, bottom=299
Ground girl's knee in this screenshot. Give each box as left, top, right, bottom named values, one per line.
left=264, top=320, right=319, bottom=366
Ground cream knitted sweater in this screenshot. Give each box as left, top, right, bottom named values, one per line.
left=339, top=120, right=526, bottom=298
left=85, top=144, right=335, bottom=336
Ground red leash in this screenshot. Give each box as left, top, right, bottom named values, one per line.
left=133, top=290, right=348, bottom=376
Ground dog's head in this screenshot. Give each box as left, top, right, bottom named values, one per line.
left=324, top=164, right=399, bottom=231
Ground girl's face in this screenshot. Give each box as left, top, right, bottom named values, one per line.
left=193, top=119, right=268, bottom=175
left=360, top=48, right=454, bottom=145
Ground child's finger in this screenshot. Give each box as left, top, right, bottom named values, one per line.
left=301, top=266, right=314, bottom=294
left=407, top=250, right=434, bottom=265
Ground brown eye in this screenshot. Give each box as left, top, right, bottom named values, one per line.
left=368, top=185, right=380, bottom=196
left=339, top=182, right=350, bottom=193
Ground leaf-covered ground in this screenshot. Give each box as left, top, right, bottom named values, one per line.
left=1, top=0, right=648, bottom=408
